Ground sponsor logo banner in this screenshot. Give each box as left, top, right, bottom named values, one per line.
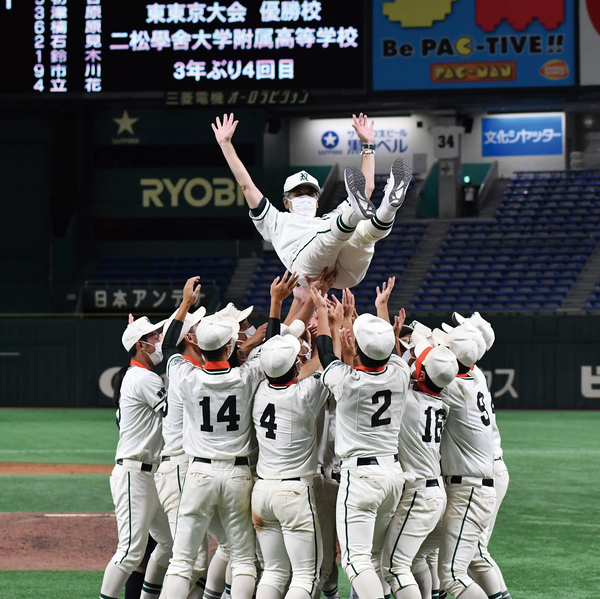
left=373, top=0, right=576, bottom=90
left=481, top=114, right=564, bottom=157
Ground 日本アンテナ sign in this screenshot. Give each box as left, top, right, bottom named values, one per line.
left=372, top=0, right=575, bottom=91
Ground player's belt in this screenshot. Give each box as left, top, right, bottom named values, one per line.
left=426, top=479, right=439, bottom=487
left=258, top=476, right=301, bottom=482
left=116, top=459, right=154, bottom=472
left=494, top=456, right=504, bottom=461
left=356, top=454, right=399, bottom=466
left=193, top=456, right=249, bottom=466
left=321, top=467, right=341, bottom=483
left=162, top=456, right=171, bottom=462
left=447, top=475, right=494, bottom=487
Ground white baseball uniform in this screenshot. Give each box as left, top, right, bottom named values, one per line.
left=251, top=373, right=330, bottom=597
left=251, top=198, right=385, bottom=289
left=107, top=362, right=173, bottom=575
left=383, top=386, right=447, bottom=595
left=154, top=354, right=208, bottom=583
left=313, top=396, right=342, bottom=591
left=438, top=371, right=498, bottom=599
left=321, top=355, right=410, bottom=599
left=164, top=358, right=265, bottom=598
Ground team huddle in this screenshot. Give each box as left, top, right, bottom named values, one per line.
left=99, top=113, right=511, bottom=599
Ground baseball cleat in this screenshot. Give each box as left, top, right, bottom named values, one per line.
left=344, top=167, right=376, bottom=220
left=382, top=158, right=412, bottom=208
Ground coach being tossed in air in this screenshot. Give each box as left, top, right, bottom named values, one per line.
left=212, top=112, right=412, bottom=289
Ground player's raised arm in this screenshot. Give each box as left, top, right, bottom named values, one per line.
left=374, top=276, right=395, bottom=323
left=352, top=112, right=375, bottom=199
left=266, top=271, right=300, bottom=339
left=212, top=113, right=263, bottom=209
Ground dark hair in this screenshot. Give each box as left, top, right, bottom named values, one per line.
left=112, top=335, right=147, bottom=408
left=266, top=362, right=296, bottom=385
left=356, top=344, right=390, bottom=369
left=176, top=339, right=186, bottom=353
left=457, top=362, right=471, bottom=374
left=200, top=342, right=230, bottom=362
left=422, top=370, right=444, bottom=395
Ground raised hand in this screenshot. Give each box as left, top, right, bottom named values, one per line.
left=342, top=288, right=355, bottom=321
left=270, top=270, right=300, bottom=303
left=182, top=276, right=201, bottom=307
left=306, top=267, right=338, bottom=294
left=393, top=308, right=407, bottom=339
left=212, top=113, right=239, bottom=145
left=309, top=284, right=328, bottom=311
left=328, top=295, right=343, bottom=330
left=352, top=112, right=375, bottom=145
left=375, top=276, right=396, bottom=309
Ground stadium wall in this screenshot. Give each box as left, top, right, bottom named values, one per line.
left=1, top=316, right=600, bottom=409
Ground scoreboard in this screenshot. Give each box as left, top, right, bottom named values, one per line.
left=0, top=0, right=365, bottom=96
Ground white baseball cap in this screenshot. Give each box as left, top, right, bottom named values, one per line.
left=122, top=316, right=165, bottom=351
left=195, top=314, right=240, bottom=351
left=281, top=319, right=305, bottom=338
left=414, top=339, right=458, bottom=389
left=260, top=334, right=301, bottom=378
left=445, top=328, right=479, bottom=368
left=468, top=312, right=495, bottom=350
left=353, top=314, right=395, bottom=361
left=283, top=171, right=320, bottom=194
left=441, top=321, right=486, bottom=361
left=163, top=306, right=207, bottom=346
left=409, top=320, right=432, bottom=337
left=218, top=302, right=254, bottom=323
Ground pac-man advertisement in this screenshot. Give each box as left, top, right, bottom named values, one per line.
left=372, top=0, right=575, bottom=90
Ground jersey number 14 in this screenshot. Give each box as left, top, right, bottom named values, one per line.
left=199, top=395, right=240, bottom=432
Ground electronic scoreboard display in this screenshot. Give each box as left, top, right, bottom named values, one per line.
left=0, top=1, right=365, bottom=96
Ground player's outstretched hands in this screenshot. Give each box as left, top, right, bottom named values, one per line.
left=270, top=270, right=300, bottom=303
left=340, top=327, right=356, bottom=365
left=375, top=277, right=395, bottom=309
left=128, top=313, right=135, bottom=325
left=308, top=284, right=328, bottom=311
left=306, top=267, right=338, bottom=295
left=182, top=276, right=201, bottom=307
left=352, top=112, right=375, bottom=145
left=393, top=308, right=407, bottom=338
left=328, top=295, right=343, bottom=330
left=212, top=113, right=239, bottom=146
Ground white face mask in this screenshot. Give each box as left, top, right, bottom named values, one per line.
left=289, top=195, right=317, bottom=217
left=143, top=340, right=163, bottom=366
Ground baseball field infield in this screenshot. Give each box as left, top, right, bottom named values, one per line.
left=0, top=408, right=598, bottom=599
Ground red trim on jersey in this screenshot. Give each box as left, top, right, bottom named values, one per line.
left=414, top=346, right=433, bottom=381
left=456, top=372, right=470, bottom=378
left=270, top=381, right=296, bottom=387
left=203, top=361, right=230, bottom=370
left=470, top=364, right=475, bottom=371
left=183, top=355, right=203, bottom=368
left=416, top=381, right=440, bottom=397
left=355, top=365, right=386, bottom=373
left=130, top=359, right=150, bottom=371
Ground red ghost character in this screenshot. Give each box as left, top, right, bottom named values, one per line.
left=476, top=0, right=565, bottom=32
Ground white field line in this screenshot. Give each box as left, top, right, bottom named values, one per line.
left=44, top=513, right=115, bottom=518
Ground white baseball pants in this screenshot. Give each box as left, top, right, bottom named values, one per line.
left=336, top=458, right=404, bottom=594
left=154, top=454, right=209, bottom=576
left=313, top=472, right=340, bottom=587
left=438, top=479, right=496, bottom=598
left=165, top=458, right=256, bottom=596
left=252, top=477, right=322, bottom=597
left=109, top=461, right=173, bottom=574
left=383, top=479, right=446, bottom=594
left=292, top=220, right=388, bottom=289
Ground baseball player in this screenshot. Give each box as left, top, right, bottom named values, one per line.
left=451, top=313, right=512, bottom=599
left=382, top=341, right=459, bottom=599
left=435, top=328, right=501, bottom=599
left=99, top=316, right=173, bottom=599
left=252, top=325, right=330, bottom=599
left=310, top=285, right=410, bottom=599
left=163, top=272, right=298, bottom=599
left=213, top=112, right=412, bottom=289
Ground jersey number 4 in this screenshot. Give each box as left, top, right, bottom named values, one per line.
left=199, top=395, right=240, bottom=432
left=259, top=403, right=277, bottom=439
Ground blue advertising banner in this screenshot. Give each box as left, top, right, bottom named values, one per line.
left=372, top=0, right=575, bottom=91
left=481, top=115, right=564, bottom=157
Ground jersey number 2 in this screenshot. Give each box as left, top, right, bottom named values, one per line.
left=199, top=395, right=240, bottom=432
left=371, top=390, right=392, bottom=427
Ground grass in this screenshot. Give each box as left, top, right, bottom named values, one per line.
left=0, top=409, right=118, bottom=464
left=0, top=475, right=113, bottom=512
left=0, top=410, right=599, bottom=598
